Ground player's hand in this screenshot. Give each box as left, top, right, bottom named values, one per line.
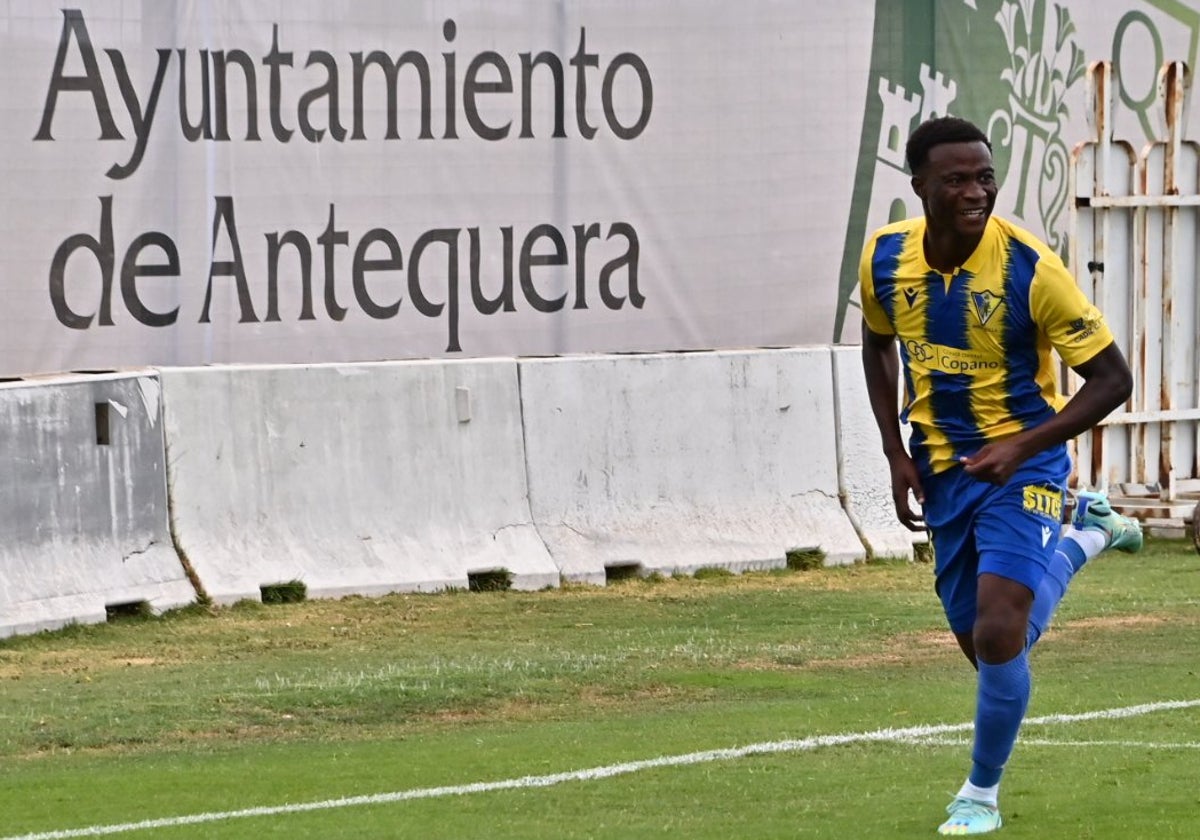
left=959, top=440, right=1026, bottom=485
left=887, top=453, right=926, bottom=532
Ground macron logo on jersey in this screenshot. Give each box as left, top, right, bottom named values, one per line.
left=1041, top=525, right=1053, bottom=547
left=903, top=287, right=919, bottom=308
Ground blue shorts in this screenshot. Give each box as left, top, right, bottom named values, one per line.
left=922, top=446, right=1071, bottom=634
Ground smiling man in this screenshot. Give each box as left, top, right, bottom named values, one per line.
left=858, top=116, right=1142, bottom=834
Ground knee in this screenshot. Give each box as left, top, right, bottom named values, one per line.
left=973, top=604, right=1029, bottom=663
left=973, top=575, right=1034, bottom=663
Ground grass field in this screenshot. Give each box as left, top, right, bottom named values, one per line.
left=1, top=539, right=1197, bottom=839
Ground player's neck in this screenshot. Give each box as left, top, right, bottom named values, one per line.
left=922, top=227, right=981, bottom=275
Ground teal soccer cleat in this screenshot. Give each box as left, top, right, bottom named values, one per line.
left=937, top=797, right=1003, bottom=835
left=1073, top=490, right=1144, bottom=553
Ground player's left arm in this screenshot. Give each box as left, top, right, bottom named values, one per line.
left=1032, top=250, right=1134, bottom=433
left=960, top=252, right=1132, bottom=484
left=999, top=340, right=1132, bottom=456
left=960, top=342, right=1131, bottom=484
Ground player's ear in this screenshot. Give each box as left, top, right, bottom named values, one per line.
left=911, top=175, right=925, bottom=200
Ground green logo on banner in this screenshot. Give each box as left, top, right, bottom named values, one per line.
left=834, top=0, right=1087, bottom=342
left=834, top=0, right=1200, bottom=343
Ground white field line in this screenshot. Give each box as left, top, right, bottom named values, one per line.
left=4, top=698, right=1198, bottom=840
left=906, top=737, right=1200, bottom=749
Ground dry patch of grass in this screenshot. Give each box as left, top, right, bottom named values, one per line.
left=1060, top=613, right=1172, bottom=631
left=793, top=629, right=960, bottom=670
left=755, top=612, right=1194, bottom=671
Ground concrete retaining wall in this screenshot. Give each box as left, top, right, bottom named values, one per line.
left=519, top=349, right=866, bottom=583
left=0, top=373, right=196, bottom=637
left=0, top=349, right=921, bottom=635
left=158, top=360, right=558, bottom=604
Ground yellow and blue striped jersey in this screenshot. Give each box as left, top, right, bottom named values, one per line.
left=859, top=215, right=1114, bottom=475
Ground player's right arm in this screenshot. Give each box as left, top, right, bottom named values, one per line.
left=858, top=231, right=924, bottom=530
left=861, top=322, right=925, bottom=531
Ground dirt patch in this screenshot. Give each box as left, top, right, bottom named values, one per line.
left=793, top=614, right=1185, bottom=670
left=734, top=630, right=961, bottom=671
left=1060, top=614, right=1167, bottom=631
left=805, top=630, right=961, bottom=669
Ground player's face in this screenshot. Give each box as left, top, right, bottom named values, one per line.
left=914, top=141, right=997, bottom=239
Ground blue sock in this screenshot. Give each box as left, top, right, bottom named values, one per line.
left=969, top=650, right=1031, bottom=788
left=1026, top=539, right=1089, bottom=648
left=1057, top=535, right=1090, bottom=573
left=1027, top=547, right=1075, bottom=648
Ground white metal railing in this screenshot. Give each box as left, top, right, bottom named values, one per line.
left=1068, top=60, right=1200, bottom=529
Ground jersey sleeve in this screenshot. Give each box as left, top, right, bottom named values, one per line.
left=1029, top=251, right=1114, bottom=367
left=858, top=233, right=894, bottom=336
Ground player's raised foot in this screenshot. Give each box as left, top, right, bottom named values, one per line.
left=1073, top=490, right=1143, bottom=553
left=937, top=797, right=1002, bottom=835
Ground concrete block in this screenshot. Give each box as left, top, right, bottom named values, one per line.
left=0, top=373, right=196, bottom=637
left=159, top=360, right=557, bottom=603
left=519, top=348, right=865, bottom=583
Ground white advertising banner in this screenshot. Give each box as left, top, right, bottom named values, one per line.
left=4, top=1, right=1200, bottom=378
left=2, top=0, right=874, bottom=377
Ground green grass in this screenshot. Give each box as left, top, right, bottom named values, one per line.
left=0, top=540, right=1197, bottom=839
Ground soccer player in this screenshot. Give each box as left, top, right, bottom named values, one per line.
left=858, top=116, right=1143, bottom=835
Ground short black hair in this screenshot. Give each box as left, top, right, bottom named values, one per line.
left=905, top=116, right=991, bottom=174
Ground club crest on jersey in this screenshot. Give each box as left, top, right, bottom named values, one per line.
left=1065, top=310, right=1104, bottom=343
left=970, top=290, right=1004, bottom=327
